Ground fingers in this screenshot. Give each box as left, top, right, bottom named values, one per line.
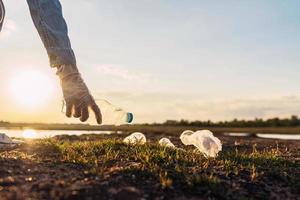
left=73, top=104, right=81, bottom=118
left=64, top=96, right=101, bottom=124
left=80, top=104, right=89, bottom=122
left=91, top=104, right=102, bottom=124
left=66, top=101, right=73, bottom=118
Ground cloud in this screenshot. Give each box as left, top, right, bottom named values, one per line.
left=165, top=96, right=300, bottom=122
left=97, top=64, right=151, bottom=82
left=95, top=92, right=300, bottom=123
left=0, top=19, right=17, bottom=40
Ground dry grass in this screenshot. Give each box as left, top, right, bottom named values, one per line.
left=0, top=135, right=299, bottom=199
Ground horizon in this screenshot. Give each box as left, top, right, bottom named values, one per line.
left=1, top=0, right=300, bottom=124
left=1, top=114, right=299, bottom=126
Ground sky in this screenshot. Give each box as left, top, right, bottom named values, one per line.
left=1, top=0, right=300, bottom=124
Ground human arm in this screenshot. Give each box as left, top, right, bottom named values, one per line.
left=26, top=0, right=101, bottom=123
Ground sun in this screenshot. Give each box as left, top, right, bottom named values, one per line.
left=9, top=70, right=54, bottom=108
left=22, top=129, right=38, bottom=139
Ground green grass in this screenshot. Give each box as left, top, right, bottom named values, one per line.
left=12, top=138, right=298, bottom=199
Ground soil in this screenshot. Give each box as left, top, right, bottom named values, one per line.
left=0, top=132, right=299, bottom=200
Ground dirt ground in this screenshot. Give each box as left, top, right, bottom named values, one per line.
left=0, top=132, right=299, bottom=200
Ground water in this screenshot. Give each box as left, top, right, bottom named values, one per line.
left=225, top=132, right=300, bottom=140
left=0, top=128, right=115, bottom=139
left=224, top=133, right=252, bottom=137
left=256, top=133, right=300, bottom=140
left=1, top=128, right=300, bottom=140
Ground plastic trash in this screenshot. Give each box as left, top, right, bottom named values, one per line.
left=180, top=130, right=222, bottom=158
left=0, top=133, right=21, bottom=148
left=62, top=99, right=133, bottom=126
left=123, top=132, right=146, bottom=145
left=180, top=130, right=195, bottom=146
left=158, top=138, right=176, bottom=148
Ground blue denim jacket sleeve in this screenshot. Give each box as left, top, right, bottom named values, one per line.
left=26, top=0, right=77, bottom=68
left=0, top=0, right=4, bottom=31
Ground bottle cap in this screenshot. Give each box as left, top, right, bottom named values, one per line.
left=127, top=113, right=134, bottom=123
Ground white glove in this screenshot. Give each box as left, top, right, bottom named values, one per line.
left=57, top=64, right=102, bottom=124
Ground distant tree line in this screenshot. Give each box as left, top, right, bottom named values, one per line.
left=162, top=115, right=300, bottom=127
left=2, top=116, right=300, bottom=128
left=0, top=120, right=10, bottom=125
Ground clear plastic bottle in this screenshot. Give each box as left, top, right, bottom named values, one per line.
left=95, top=99, right=133, bottom=125
left=62, top=99, right=133, bottom=126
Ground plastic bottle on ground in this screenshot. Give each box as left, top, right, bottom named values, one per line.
left=180, top=130, right=195, bottom=146
left=0, top=133, right=13, bottom=144
left=123, top=132, right=146, bottom=145
left=158, top=138, right=176, bottom=148
left=180, top=130, right=222, bottom=158
left=0, top=133, right=21, bottom=148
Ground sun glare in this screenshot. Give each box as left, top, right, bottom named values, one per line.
left=22, top=129, right=38, bottom=139
left=9, top=70, right=54, bottom=108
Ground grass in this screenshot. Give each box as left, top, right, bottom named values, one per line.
left=1, top=137, right=296, bottom=199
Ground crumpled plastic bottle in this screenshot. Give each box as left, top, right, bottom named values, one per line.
left=123, top=132, right=146, bottom=145
left=0, top=133, right=20, bottom=148
left=180, top=130, right=222, bottom=157
left=158, top=138, right=176, bottom=148
left=180, top=130, right=195, bottom=146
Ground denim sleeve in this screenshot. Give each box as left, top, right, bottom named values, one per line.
left=0, top=0, right=4, bottom=31
left=26, top=0, right=77, bottom=68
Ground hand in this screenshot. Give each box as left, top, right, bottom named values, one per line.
left=57, top=65, right=102, bottom=124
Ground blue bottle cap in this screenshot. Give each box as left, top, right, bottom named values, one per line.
left=127, top=113, right=133, bottom=123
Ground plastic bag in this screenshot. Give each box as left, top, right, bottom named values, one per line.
left=180, top=130, right=222, bottom=157
left=158, top=138, right=176, bottom=148
left=123, top=132, right=146, bottom=145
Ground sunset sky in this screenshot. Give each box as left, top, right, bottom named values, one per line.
left=1, top=0, right=300, bottom=124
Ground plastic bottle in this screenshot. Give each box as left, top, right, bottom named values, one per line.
left=123, top=132, right=146, bottom=145
left=62, top=99, right=133, bottom=126
left=0, top=133, right=21, bottom=148
left=158, top=138, right=176, bottom=148
left=0, top=133, right=13, bottom=144
left=180, top=130, right=222, bottom=158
